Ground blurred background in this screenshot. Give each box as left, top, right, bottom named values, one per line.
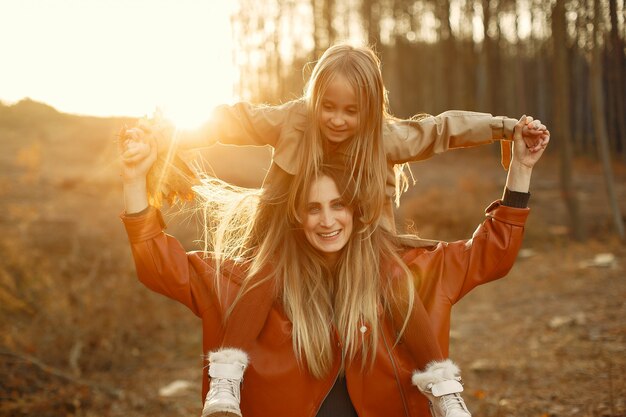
left=0, top=0, right=624, bottom=416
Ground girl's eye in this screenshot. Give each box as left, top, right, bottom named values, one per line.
left=307, top=206, right=320, bottom=213
left=332, top=202, right=345, bottom=209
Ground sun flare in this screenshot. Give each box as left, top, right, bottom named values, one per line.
left=0, top=1, right=236, bottom=124
left=148, top=55, right=237, bottom=130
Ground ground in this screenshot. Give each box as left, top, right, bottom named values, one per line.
left=0, top=108, right=624, bottom=416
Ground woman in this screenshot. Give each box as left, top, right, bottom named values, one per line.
left=119, top=116, right=547, bottom=417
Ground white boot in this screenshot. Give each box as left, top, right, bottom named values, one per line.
left=411, top=359, right=472, bottom=417
left=202, top=348, right=249, bottom=417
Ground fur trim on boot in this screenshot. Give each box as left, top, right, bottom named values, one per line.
left=202, top=348, right=249, bottom=417
left=207, top=348, right=249, bottom=369
left=412, top=359, right=461, bottom=388
left=412, top=360, right=471, bottom=417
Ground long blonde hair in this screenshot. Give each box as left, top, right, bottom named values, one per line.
left=195, top=43, right=414, bottom=378
left=195, top=164, right=415, bottom=378
left=291, top=43, right=389, bottom=232
left=204, top=42, right=394, bottom=310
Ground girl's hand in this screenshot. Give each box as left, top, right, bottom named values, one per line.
left=512, top=116, right=549, bottom=169
left=119, top=127, right=157, bottom=184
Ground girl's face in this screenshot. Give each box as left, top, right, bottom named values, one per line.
left=318, top=73, right=359, bottom=144
left=302, top=175, right=354, bottom=264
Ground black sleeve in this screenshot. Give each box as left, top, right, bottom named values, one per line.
left=501, top=187, right=530, bottom=208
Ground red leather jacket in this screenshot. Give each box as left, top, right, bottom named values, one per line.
left=121, top=200, right=528, bottom=416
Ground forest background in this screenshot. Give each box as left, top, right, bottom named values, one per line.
left=1, top=0, right=625, bottom=416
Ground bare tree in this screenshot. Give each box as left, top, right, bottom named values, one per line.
left=312, top=0, right=325, bottom=56
left=552, top=0, right=586, bottom=240
left=488, top=0, right=503, bottom=114
left=590, top=0, right=625, bottom=240
left=361, top=0, right=381, bottom=47
left=571, top=0, right=591, bottom=153
left=325, top=0, right=336, bottom=45
left=530, top=0, right=549, bottom=125
left=311, top=0, right=336, bottom=56
left=497, top=0, right=517, bottom=116
left=435, top=0, right=462, bottom=107
left=607, top=0, right=626, bottom=158
left=476, top=0, right=491, bottom=111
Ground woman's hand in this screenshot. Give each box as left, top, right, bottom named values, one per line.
left=119, top=127, right=157, bottom=214
left=505, top=116, right=550, bottom=193
left=119, top=127, right=157, bottom=184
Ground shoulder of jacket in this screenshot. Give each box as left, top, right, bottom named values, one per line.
left=282, top=99, right=307, bottom=124
left=399, top=242, right=445, bottom=265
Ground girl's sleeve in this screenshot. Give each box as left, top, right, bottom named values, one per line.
left=405, top=200, right=529, bottom=304
left=196, top=99, right=307, bottom=148
left=120, top=207, right=220, bottom=318
left=385, top=111, right=517, bottom=164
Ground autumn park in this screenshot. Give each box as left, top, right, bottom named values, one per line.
left=1, top=0, right=625, bottom=416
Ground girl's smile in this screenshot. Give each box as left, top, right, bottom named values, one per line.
left=318, top=73, right=359, bottom=144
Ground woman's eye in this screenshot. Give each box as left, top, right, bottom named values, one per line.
left=332, top=202, right=345, bottom=209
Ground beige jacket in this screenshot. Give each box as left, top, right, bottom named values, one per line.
left=195, top=99, right=517, bottom=198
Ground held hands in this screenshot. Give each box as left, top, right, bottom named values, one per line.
left=504, top=115, right=549, bottom=193
left=119, top=127, right=157, bottom=184
left=512, top=115, right=550, bottom=169
left=519, top=115, right=550, bottom=153
left=119, top=122, right=198, bottom=209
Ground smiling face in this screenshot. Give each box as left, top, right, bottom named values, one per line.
left=318, top=73, right=359, bottom=144
left=302, top=175, right=354, bottom=264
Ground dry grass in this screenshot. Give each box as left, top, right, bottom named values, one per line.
left=0, top=101, right=624, bottom=416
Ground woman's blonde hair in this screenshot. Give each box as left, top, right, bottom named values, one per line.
left=195, top=163, right=415, bottom=378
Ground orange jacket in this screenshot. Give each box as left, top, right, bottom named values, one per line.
left=121, top=200, right=528, bottom=417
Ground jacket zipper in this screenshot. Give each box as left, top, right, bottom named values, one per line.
left=382, top=329, right=411, bottom=417
left=311, top=333, right=342, bottom=417
left=311, top=367, right=341, bottom=417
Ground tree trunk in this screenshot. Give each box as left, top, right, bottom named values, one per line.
left=361, top=0, right=381, bottom=47
left=552, top=0, right=586, bottom=240
left=477, top=0, right=495, bottom=113
left=311, top=0, right=323, bottom=57
left=324, top=0, right=335, bottom=46
left=591, top=0, right=625, bottom=240
left=437, top=0, right=460, bottom=107
left=570, top=4, right=588, bottom=153
left=513, top=7, right=526, bottom=115
left=275, top=0, right=284, bottom=101
left=476, top=0, right=489, bottom=112
left=489, top=1, right=502, bottom=114
left=608, top=0, right=626, bottom=158
left=531, top=0, right=549, bottom=128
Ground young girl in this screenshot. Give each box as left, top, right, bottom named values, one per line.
left=138, top=43, right=549, bottom=233
left=120, top=115, right=547, bottom=417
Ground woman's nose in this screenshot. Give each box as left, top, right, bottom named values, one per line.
left=320, top=209, right=335, bottom=227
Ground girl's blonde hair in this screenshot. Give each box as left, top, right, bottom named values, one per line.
left=195, top=163, right=415, bottom=378
left=293, top=43, right=389, bottom=231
